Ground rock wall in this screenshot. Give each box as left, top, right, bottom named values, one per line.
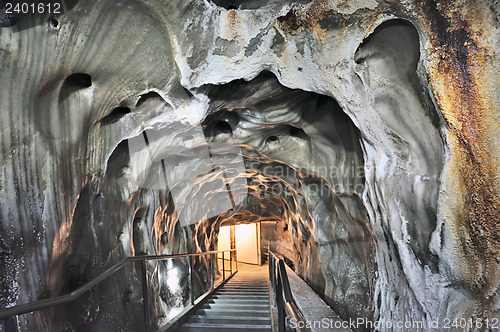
left=0, top=0, right=499, bottom=330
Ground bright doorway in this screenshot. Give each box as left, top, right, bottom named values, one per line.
left=218, top=223, right=261, bottom=265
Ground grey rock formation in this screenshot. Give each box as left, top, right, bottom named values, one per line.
left=0, top=0, right=499, bottom=331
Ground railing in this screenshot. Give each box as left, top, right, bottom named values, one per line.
left=0, top=249, right=237, bottom=332
left=269, top=250, right=308, bottom=332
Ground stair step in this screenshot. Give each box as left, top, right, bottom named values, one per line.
left=195, top=308, right=271, bottom=317
left=221, top=286, right=268, bottom=289
left=227, top=280, right=267, bottom=285
left=177, top=266, right=274, bottom=332
left=202, top=303, right=269, bottom=310
left=212, top=295, right=269, bottom=298
left=189, top=315, right=271, bottom=321
left=225, top=286, right=267, bottom=288
left=226, top=282, right=267, bottom=284
left=187, top=316, right=271, bottom=325
left=222, top=285, right=268, bottom=288
left=226, top=282, right=268, bottom=285
left=226, top=286, right=268, bottom=288
left=180, top=328, right=272, bottom=332
left=228, top=282, right=268, bottom=284
left=211, top=294, right=269, bottom=300
left=215, top=290, right=268, bottom=293
left=221, top=290, right=268, bottom=293
left=218, top=289, right=268, bottom=293
left=180, top=323, right=272, bottom=331
left=222, top=289, right=268, bottom=292
left=215, top=293, right=269, bottom=297
left=207, top=299, right=269, bottom=305
left=224, top=284, right=268, bottom=287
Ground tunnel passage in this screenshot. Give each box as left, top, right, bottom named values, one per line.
left=84, top=71, right=375, bottom=327
left=188, top=72, right=374, bottom=321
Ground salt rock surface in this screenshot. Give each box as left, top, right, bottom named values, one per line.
left=0, top=0, right=499, bottom=330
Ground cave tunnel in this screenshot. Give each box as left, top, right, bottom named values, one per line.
left=0, top=0, right=499, bottom=331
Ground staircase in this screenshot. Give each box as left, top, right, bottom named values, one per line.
left=179, top=263, right=272, bottom=332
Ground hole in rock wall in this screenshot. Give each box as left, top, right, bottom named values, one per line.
left=101, top=107, right=131, bottom=125
left=210, top=0, right=311, bottom=10
left=204, top=110, right=240, bottom=141
left=266, top=135, right=280, bottom=148
left=106, top=139, right=130, bottom=180
left=135, top=91, right=165, bottom=107
left=49, top=17, right=59, bottom=28
left=210, top=0, right=274, bottom=10
left=57, top=73, right=93, bottom=108
left=289, top=125, right=309, bottom=140
left=64, top=73, right=92, bottom=89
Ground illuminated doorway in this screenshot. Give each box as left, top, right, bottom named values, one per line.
left=218, top=223, right=261, bottom=265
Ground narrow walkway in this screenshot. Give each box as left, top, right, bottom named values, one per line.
left=179, top=263, right=272, bottom=332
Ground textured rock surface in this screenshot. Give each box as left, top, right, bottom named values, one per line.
left=0, top=0, right=499, bottom=331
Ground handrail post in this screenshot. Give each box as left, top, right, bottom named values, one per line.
left=210, top=253, right=214, bottom=291
left=268, top=251, right=309, bottom=332
left=235, top=249, right=238, bottom=272
left=276, top=266, right=285, bottom=332
left=140, top=260, right=150, bottom=332
left=189, top=256, right=194, bottom=305
left=229, top=250, right=232, bottom=275
left=222, top=251, right=225, bottom=281
left=278, top=260, right=293, bottom=302
left=270, top=255, right=276, bottom=306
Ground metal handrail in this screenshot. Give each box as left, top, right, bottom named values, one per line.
left=1, top=249, right=237, bottom=331
left=269, top=250, right=308, bottom=332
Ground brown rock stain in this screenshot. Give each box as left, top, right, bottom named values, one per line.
left=416, top=0, right=499, bottom=303
left=277, top=0, right=332, bottom=39
left=337, top=0, right=351, bottom=12
left=360, top=9, right=381, bottom=42
left=227, top=10, right=239, bottom=35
